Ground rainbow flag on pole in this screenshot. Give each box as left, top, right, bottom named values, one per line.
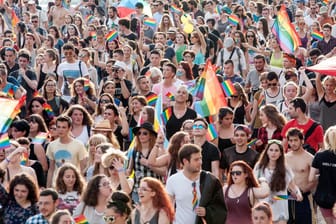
left=247, top=138, right=258, bottom=147
left=20, top=152, right=29, bottom=165
left=272, top=5, right=301, bottom=53
left=0, top=133, right=10, bottom=150
left=228, top=14, right=239, bottom=26
left=206, top=123, right=218, bottom=141
left=311, top=31, right=324, bottom=41
left=146, top=93, right=158, bottom=106
left=74, top=214, right=89, bottom=224
left=161, top=107, right=172, bottom=124
left=144, top=17, right=156, bottom=29
left=170, top=4, right=183, bottom=14
left=105, top=30, right=118, bottom=42
left=84, top=78, right=91, bottom=91
left=11, top=10, right=20, bottom=29
left=86, top=15, right=94, bottom=24
left=222, top=80, right=237, bottom=97
left=32, top=132, right=48, bottom=145
left=165, top=92, right=175, bottom=101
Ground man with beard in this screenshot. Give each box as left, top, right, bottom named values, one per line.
left=245, top=55, right=268, bottom=98
left=220, top=125, right=259, bottom=173
left=285, top=128, right=316, bottom=224
left=166, top=144, right=226, bottom=224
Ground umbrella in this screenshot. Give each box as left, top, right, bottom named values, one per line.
left=306, top=56, right=336, bottom=76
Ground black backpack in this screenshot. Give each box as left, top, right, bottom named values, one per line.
left=302, top=122, right=319, bottom=155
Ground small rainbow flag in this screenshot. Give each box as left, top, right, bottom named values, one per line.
left=215, top=66, right=221, bottom=74
left=273, top=195, right=296, bottom=200
left=105, top=30, right=118, bottom=42
left=32, top=132, right=48, bottom=145
left=90, top=31, right=97, bottom=40
left=43, top=103, right=54, bottom=118
left=146, top=93, right=158, bottom=107
left=215, top=5, right=221, bottom=14
left=74, top=214, right=89, bottom=224
left=311, top=31, right=324, bottom=41
left=86, top=15, right=94, bottom=23
left=11, top=10, right=20, bottom=29
left=257, top=95, right=265, bottom=108
left=247, top=138, right=258, bottom=147
left=221, top=80, right=237, bottom=97
left=165, top=92, right=175, bottom=101
left=0, top=133, right=10, bottom=150
left=84, top=78, right=90, bottom=91
left=7, top=88, right=14, bottom=98
left=191, top=77, right=205, bottom=100
left=144, top=17, right=156, bottom=29
left=322, top=0, right=329, bottom=5
left=20, top=152, right=29, bottom=165
left=170, top=4, right=183, bottom=14
left=206, top=124, right=218, bottom=141
left=161, top=107, right=172, bottom=124
left=228, top=14, right=239, bottom=26
left=33, top=90, right=40, bottom=97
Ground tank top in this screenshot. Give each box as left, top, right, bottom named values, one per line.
left=218, top=137, right=234, bottom=155
left=193, top=50, right=205, bottom=65
left=264, top=89, right=283, bottom=105
left=300, top=33, right=308, bottom=48
left=319, top=96, right=336, bottom=131
left=228, top=99, right=246, bottom=124
left=270, top=53, right=283, bottom=68
left=224, top=186, right=252, bottom=224
left=134, top=209, right=159, bottom=224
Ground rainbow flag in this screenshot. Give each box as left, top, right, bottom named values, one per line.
left=215, top=66, right=221, bottom=74
left=7, top=88, right=14, bottom=98
left=144, top=18, right=156, bottom=29
left=247, top=138, right=258, bottom=147
left=11, top=10, right=20, bottom=29
left=273, top=195, right=296, bottom=200
left=311, top=31, right=323, bottom=41
left=206, top=124, right=218, bottom=141
left=33, top=90, right=40, bottom=98
left=146, top=93, right=158, bottom=106
left=215, top=5, right=221, bottom=14
left=0, top=133, right=10, bottom=150
left=74, top=214, right=89, bottom=224
left=20, top=152, right=29, bottom=165
left=90, top=31, right=97, bottom=40
left=84, top=78, right=90, bottom=91
left=228, top=14, right=239, bottom=26
left=191, top=76, right=206, bottom=100
left=322, top=0, right=329, bottom=5
left=170, top=4, right=183, bottom=14
left=0, top=96, right=26, bottom=133
left=193, top=61, right=227, bottom=117
left=161, top=107, right=172, bottom=124
left=32, top=132, right=48, bottom=145
left=257, top=94, right=265, bottom=108
left=43, top=103, right=54, bottom=118
left=221, top=80, right=237, bottom=97
left=105, top=30, right=118, bottom=42
left=272, top=5, right=301, bottom=53
left=86, top=15, right=94, bottom=23
left=165, top=92, right=175, bottom=101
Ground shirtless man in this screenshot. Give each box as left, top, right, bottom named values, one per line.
left=48, top=0, right=69, bottom=29
left=285, top=128, right=315, bottom=224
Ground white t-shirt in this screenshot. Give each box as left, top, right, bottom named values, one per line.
left=166, top=171, right=201, bottom=224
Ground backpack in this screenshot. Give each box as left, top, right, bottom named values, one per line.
left=302, top=122, right=319, bottom=155
left=220, top=47, right=243, bottom=75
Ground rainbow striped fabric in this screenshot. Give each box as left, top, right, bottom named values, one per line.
left=165, top=92, right=175, bottom=101
left=43, top=103, right=54, bottom=118
left=272, top=5, right=301, bottom=53
left=161, top=107, right=172, bottom=124
left=74, top=214, right=89, bottom=224
left=144, top=17, right=156, bottom=29
left=20, top=152, right=29, bottom=165
left=228, top=14, right=239, bottom=26
left=247, top=138, right=258, bottom=147
left=105, top=30, right=118, bottom=42
left=273, top=195, right=296, bottom=200
left=311, top=31, right=323, bottom=41
left=206, top=124, right=218, bottom=141
left=170, top=4, right=183, bottom=14
left=221, top=80, right=237, bottom=97
left=0, top=133, right=10, bottom=150
left=84, top=78, right=91, bottom=91
left=32, top=132, right=48, bottom=145
left=146, top=93, right=158, bottom=106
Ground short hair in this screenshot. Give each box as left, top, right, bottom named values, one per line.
left=218, top=107, right=234, bottom=123
left=290, top=97, right=307, bottom=113
left=323, top=23, right=332, bottom=30
left=50, top=210, right=73, bottom=224
left=40, top=188, right=59, bottom=201
left=254, top=54, right=266, bottom=62
left=267, top=71, right=279, bottom=81
left=182, top=50, right=195, bottom=59
left=119, top=19, right=130, bottom=29
left=18, top=49, right=30, bottom=61
left=113, top=48, right=124, bottom=56
left=178, top=144, right=201, bottom=165
left=224, top=59, right=234, bottom=66
left=105, top=103, right=119, bottom=116
left=309, top=48, right=322, bottom=57
left=62, top=43, right=75, bottom=51
left=193, top=117, right=209, bottom=129
left=150, top=49, right=162, bottom=57
left=165, top=62, right=177, bottom=74
left=16, top=137, right=31, bottom=145
left=56, top=115, right=72, bottom=128
left=11, top=119, right=30, bottom=137
left=252, top=202, right=273, bottom=220
left=206, top=18, right=216, bottom=26
left=286, top=127, right=304, bottom=140
left=324, top=126, right=336, bottom=151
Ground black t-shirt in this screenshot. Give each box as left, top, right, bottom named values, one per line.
left=201, top=141, right=220, bottom=172
left=149, top=44, right=176, bottom=61
left=114, top=125, right=125, bottom=151
left=9, top=69, right=37, bottom=105
left=114, top=79, right=132, bottom=107
left=220, top=145, right=259, bottom=169
left=122, top=32, right=138, bottom=41
left=165, top=107, right=197, bottom=140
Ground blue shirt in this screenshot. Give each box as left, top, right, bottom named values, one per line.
left=25, top=214, right=48, bottom=224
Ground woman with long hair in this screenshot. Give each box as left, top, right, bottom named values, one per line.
left=174, top=32, right=188, bottom=63
left=131, top=177, right=175, bottom=224
left=309, top=126, right=336, bottom=224
left=65, top=104, right=94, bottom=145
left=27, top=96, right=53, bottom=127
left=104, top=191, right=132, bottom=224
left=42, top=78, right=69, bottom=116
left=255, top=105, right=286, bottom=153
left=102, top=149, right=134, bottom=195
left=254, top=140, right=303, bottom=224
left=268, top=38, right=283, bottom=68
left=93, top=93, right=116, bottom=123
left=48, top=26, right=64, bottom=56
left=86, top=134, right=109, bottom=175
left=148, top=131, right=190, bottom=177
left=256, top=18, right=269, bottom=46
left=189, top=28, right=207, bottom=65
left=158, top=14, right=174, bottom=34
left=233, top=6, right=252, bottom=32
left=73, top=174, right=112, bottom=223
left=252, top=202, right=273, bottom=224
left=128, top=96, right=147, bottom=128
left=296, top=18, right=310, bottom=49
left=214, top=107, right=235, bottom=155
left=244, top=30, right=263, bottom=70
left=74, top=14, right=86, bottom=38
left=227, top=83, right=252, bottom=124
left=37, top=49, right=59, bottom=90
left=0, top=173, right=39, bottom=223
left=27, top=114, right=49, bottom=172
left=55, top=163, right=85, bottom=214
left=50, top=210, right=74, bottom=224
left=140, top=106, right=155, bottom=125
left=176, top=61, right=194, bottom=84
left=70, top=77, right=97, bottom=114
left=223, top=160, right=270, bottom=223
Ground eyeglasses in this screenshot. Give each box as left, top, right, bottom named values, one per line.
left=103, top=215, right=115, bottom=223
left=183, top=125, right=193, bottom=131
left=99, top=181, right=111, bottom=188
left=78, top=54, right=86, bottom=58
left=192, top=124, right=205, bottom=130
left=230, top=170, right=243, bottom=176
left=246, top=35, right=254, bottom=38
left=100, top=100, right=111, bottom=104
left=137, top=131, right=149, bottom=136
left=268, top=82, right=277, bottom=87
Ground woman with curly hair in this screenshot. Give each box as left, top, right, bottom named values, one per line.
left=255, top=104, right=286, bottom=153
left=73, top=174, right=112, bottom=223
left=65, top=104, right=94, bottom=145
left=0, top=173, right=39, bottom=224
left=70, top=77, right=97, bottom=114
left=27, top=96, right=53, bottom=127
left=131, top=177, right=175, bottom=224
left=148, top=131, right=190, bottom=177
left=55, top=163, right=85, bottom=214
left=253, top=140, right=303, bottom=224
left=104, top=191, right=132, bottom=224
left=223, top=160, right=270, bottom=223
left=157, top=14, right=174, bottom=34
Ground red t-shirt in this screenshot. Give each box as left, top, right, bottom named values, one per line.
left=281, top=118, right=324, bottom=151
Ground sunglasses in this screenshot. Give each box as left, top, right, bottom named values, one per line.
left=103, top=215, right=115, bottom=223
left=268, top=83, right=277, bottom=87
left=137, top=131, right=149, bottom=136
left=247, top=35, right=254, bottom=38
left=230, top=171, right=243, bottom=176
left=192, top=124, right=205, bottom=130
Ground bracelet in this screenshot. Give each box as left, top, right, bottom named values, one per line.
left=5, top=157, right=10, bottom=163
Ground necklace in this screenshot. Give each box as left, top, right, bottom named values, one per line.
left=94, top=208, right=105, bottom=216
left=230, top=186, right=243, bottom=204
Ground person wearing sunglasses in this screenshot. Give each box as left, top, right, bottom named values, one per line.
left=262, top=72, right=283, bottom=105
left=224, top=160, right=270, bottom=224
left=104, top=191, right=132, bottom=224
left=102, top=149, right=133, bottom=195
left=253, top=140, right=303, bottom=224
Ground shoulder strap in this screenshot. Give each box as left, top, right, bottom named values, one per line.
left=79, top=61, right=83, bottom=77
left=229, top=47, right=236, bottom=60
left=304, top=122, right=319, bottom=141
left=80, top=204, right=86, bottom=215
left=55, top=96, right=60, bottom=108
left=220, top=49, right=224, bottom=66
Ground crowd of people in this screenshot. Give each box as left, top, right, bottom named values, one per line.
left=0, top=0, right=336, bottom=223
